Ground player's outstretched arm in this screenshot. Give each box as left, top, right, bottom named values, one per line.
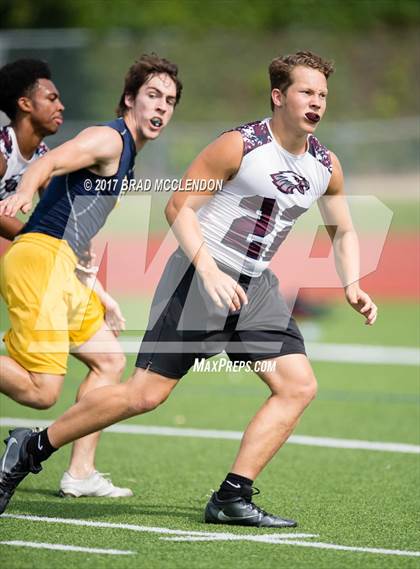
left=165, top=131, right=248, bottom=311
left=318, top=152, right=377, bottom=325
left=0, top=126, right=123, bottom=217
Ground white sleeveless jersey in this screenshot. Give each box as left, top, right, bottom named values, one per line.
left=197, top=118, right=333, bottom=277
left=0, top=125, right=48, bottom=201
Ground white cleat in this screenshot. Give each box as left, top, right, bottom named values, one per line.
left=59, top=471, right=134, bottom=498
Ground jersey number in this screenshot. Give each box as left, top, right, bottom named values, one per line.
left=221, top=196, right=279, bottom=261
left=221, top=196, right=305, bottom=261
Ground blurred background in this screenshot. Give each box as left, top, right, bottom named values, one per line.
left=1, top=0, right=418, bottom=181
left=0, top=0, right=418, bottom=331
left=0, top=6, right=419, bottom=562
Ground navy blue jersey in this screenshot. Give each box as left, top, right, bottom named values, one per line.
left=21, top=118, right=136, bottom=257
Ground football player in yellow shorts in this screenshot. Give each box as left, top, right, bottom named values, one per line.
left=0, top=58, right=131, bottom=497
left=0, top=55, right=182, bottom=498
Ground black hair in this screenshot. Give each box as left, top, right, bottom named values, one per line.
left=0, top=58, right=52, bottom=120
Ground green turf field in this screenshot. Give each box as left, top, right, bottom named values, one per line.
left=0, top=300, right=419, bottom=568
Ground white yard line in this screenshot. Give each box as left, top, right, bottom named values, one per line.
left=1, top=513, right=315, bottom=539
left=163, top=535, right=420, bottom=556
left=0, top=540, right=135, bottom=555
left=306, top=342, right=419, bottom=366
left=1, top=417, right=418, bottom=454
left=97, top=340, right=420, bottom=365
left=2, top=514, right=419, bottom=558
left=1, top=333, right=419, bottom=365
left=259, top=540, right=420, bottom=557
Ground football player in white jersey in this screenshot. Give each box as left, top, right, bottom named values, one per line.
left=0, top=59, right=60, bottom=239
left=0, top=51, right=377, bottom=526
left=0, top=58, right=132, bottom=498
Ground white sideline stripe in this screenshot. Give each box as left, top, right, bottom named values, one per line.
left=77, top=340, right=420, bottom=366
left=306, top=342, right=419, bottom=366
left=1, top=417, right=419, bottom=455
left=2, top=515, right=420, bottom=558
left=264, top=540, right=420, bottom=557
left=162, top=533, right=319, bottom=541
left=1, top=513, right=314, bottom=539
left=1, top=332, right=419, bottom=365
left=1, top=418, right=419, bottom=455
left=163, top=535, right=420, bottom=556
left=0, top=540, right=135, bottom=555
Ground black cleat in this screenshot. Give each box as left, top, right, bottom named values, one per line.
left=0, top=428, right=42, bottom=514
left=204, top=488, right=297, bottom=528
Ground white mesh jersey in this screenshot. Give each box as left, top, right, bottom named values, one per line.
left=0, top=125, right=48, bottom=201
left=197, top=118, right=333, bottom=277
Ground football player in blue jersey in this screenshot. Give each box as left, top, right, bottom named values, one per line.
left=0, top=53, right=182, bottom=501
left=0, top=58, right=137, bottom=497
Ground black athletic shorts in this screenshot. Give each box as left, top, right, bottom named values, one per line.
left=136, top=248, right=306, bottom=379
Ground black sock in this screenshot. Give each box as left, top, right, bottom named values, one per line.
left=217, top=472, right=254, bottom=500
left=26, top=429, right=57, bottom=465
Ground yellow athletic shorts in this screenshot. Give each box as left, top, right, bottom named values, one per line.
left=0, top=232, right=105, bottom=374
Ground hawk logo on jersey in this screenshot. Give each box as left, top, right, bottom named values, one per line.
left=270, top=171, right=310, bottom=195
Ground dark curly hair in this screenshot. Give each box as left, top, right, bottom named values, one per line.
left=0, top=59, right=52, bottom=120
left=116, top=53, right=182, bottom=116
